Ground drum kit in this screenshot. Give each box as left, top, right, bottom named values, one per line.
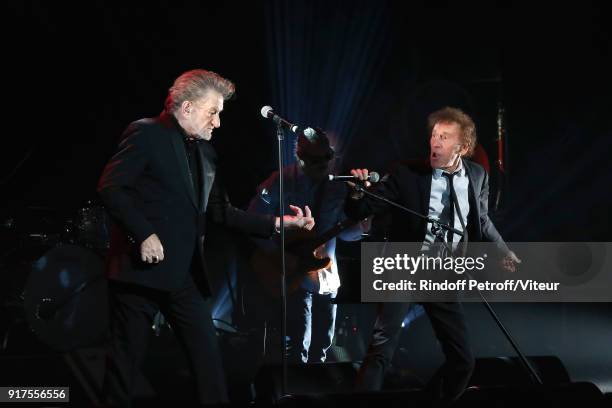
left=1, top=201, right=110, bottom=352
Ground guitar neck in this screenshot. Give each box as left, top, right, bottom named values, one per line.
left=306, top=219, right=359, bottom=250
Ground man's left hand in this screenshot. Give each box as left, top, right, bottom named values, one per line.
left=276, top=205, right=315, bottom=231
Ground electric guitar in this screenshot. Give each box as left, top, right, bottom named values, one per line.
left=250, top=219, right=359, bottom=297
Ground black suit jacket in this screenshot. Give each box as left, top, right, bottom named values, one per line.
left=345, top=159, right=509, bottom=253
left=98, top=112, right=275, bottom=292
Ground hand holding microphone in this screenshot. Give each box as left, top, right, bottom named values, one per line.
left=328, top=171, right=380, bottom=183
left=340, top=168, right=378, bottom=199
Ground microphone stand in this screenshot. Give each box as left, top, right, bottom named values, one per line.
left=352, top=184, right=462, bottom=238
left=274, top=119, right=289, bottom=397
left=352, top=183, right=544, bottom=385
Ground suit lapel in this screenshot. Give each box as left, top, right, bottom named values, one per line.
left=463, top=161, right=481, bottom=240
left=196, top=143, right=216, bottom=212
left=169, top=133, right=198, bottom=209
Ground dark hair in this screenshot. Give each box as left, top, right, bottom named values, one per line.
left=296, top=128, right=334, bottom=161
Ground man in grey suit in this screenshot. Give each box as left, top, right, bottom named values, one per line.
left=346, top=107, right=519, bottom=406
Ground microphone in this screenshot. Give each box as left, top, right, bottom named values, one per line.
left=328, top=172, right=380, bottom=183
left=260, top=106, right=299, bottom=133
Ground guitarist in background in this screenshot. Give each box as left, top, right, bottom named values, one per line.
left=247, top=129, right=369, bottom=363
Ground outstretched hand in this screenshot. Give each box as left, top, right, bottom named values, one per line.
left=276, top=205, right=315, bottom=231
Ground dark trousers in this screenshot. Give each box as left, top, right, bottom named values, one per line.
left=103, top=274, right=228, bottom=407
left=286, top=289, right=337, bottom=363
left=356, top=302, right=474, bottom=405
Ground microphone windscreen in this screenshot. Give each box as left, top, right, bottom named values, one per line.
left=261, top=106, right=273, bottom=118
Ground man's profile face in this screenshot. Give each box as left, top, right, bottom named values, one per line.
left=184, top=89, right=224, bottom=140
left=429, top=121, right=467, bottom=170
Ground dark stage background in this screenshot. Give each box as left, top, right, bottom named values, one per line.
left=2, top=0, right=611, bottom=405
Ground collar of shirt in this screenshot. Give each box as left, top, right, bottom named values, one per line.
left=432, top=158, right=466, bottom=180
left=184, top=136, right=205, bottom=147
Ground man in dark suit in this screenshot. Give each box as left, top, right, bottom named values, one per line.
left=346, top=107, right=519, bottom=405
left=97, top=69, right=314, bottom=407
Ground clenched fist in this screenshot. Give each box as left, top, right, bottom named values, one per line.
left=141, top=233, right=164, bottom=264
